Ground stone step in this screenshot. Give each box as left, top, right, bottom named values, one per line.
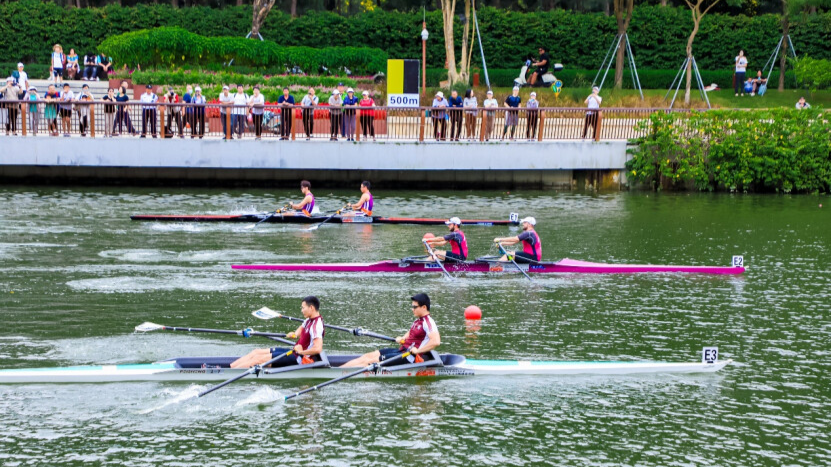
left=29, top=79, right=111, bottom=95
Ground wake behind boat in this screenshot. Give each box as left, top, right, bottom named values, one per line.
left=231, top=255, right=746, bottom=275
left=130, top=213, right=520, bottom=226
left=0, top=350, right=730, bottom=384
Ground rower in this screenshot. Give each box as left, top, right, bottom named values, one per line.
left=423, top=217, right=468, bottom=262
left=342, top=293, right=439, bottom=368
left=349, top=180, right=373, bottom=216
left=289, top=180, right=316, bottom=216
left=494, top=216, right=541, bottom=263
left=230, top=296, right=324, bottom=368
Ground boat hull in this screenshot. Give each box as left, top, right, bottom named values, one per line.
left=0, top=355, right=731, bottom=384
left=231, top=258, right=745, bottom=275
left=130, top=214, right=515, bottom=226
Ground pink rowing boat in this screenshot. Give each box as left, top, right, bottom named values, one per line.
left=231, top=256, right=745, bottom=275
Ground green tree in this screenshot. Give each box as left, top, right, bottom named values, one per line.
left=683, top=0, right=742, bottom=104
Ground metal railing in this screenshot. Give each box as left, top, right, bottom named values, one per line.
left=0, top=101, right=689, bottom=142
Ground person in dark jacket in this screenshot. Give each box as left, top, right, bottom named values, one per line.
left=447, top=89, right=463, bottom=141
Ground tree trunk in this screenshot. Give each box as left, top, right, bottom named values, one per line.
left=237, top=0, right=244, bottom=6
left=613, top=0, right=633, bottom=89
left=779, top=1, right=788, bottom=92
left=684, top=12, right=699, bottom=105
left=171, top=0, right=179, bottom=8
left=441, top=0, right=461, bottom=85
left=251, top=0, right=277, bottom=38
left=458, top=0, right=472, bottom=83
left=660, top=0, right=667, bottom=5
left=291, top=0, right=297, bottom=17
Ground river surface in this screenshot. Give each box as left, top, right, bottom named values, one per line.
left=0, top=186, right=828, bottom=466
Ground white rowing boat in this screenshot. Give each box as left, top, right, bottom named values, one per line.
left=0, top=350, right=730, bottom=384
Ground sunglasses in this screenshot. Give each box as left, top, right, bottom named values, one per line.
left=411, top=304, right=420, bottom=309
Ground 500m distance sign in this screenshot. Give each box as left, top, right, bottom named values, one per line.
left=387, top=59, right=420, bottom=108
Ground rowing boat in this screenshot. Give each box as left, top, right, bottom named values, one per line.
left=0, top=352, right=730, bottom=384
left=231, top=256, right=746, bottom=275
left=130, top=213, right=519, bottom=226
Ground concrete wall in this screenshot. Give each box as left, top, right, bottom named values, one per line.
left=0, top=138, right=629, bottom=188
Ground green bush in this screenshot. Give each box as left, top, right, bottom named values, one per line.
left=4, top=1, right=831, bottom=73
left=0, top=62, right=50, bottom=80
left=98, top=27, right=387, bottom=75
left=794, top=56, right=831, bottom=92
left=626, top=109, right=831, bottom=193
left=131, top=70, right=358, bottom=88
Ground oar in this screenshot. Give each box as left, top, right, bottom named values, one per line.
left=246, top=204, right=290, bottom=230
left=305, top=205, right=349, bottom=231
left=422, top=239, right=454, bottom=281
left=251, top=307, right=397, bottom=342
left=135, top=322, right=287, bottom=339
left=198, top=349, right=294, bottom=398
left=497, top=242, right=534, bottom=282
left=284, top=348, right=414, bottom=401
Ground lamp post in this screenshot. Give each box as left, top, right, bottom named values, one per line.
left=421, top=22, right=428, bottom=100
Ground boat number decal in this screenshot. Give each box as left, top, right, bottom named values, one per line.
left=732, top=255, right=744, bottom=267
left=702, top=347, right=719, bottom=364
left=424, top=263, right=441, bottom=269
left=489, top=266, right=504, bottom=272
left=529, top=264, right=545, bottom=271
left=509, top=212, right=519, bottom=223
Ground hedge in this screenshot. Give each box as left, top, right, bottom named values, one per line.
left=3, top=0, right=831, bottom=76
left=98, top=28, right=387, bottom=74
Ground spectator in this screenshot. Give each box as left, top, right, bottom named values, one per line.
left=219, top=85, right=233, bottom=139
left=342, top=87, right=359, bottom=141
left=163, top=86, right=184, bottom=138
left=447, top=89, right=463, bottom=141
left=191, top=86, right=206, bottom=139
left=140, top=84, right=158, bottom=138
left=277, top=86, right=295, bottom=140
left=76, top=83, right=94, bottom=137
left=734, top=50, right=748, bottom=97
left=529, top=47, right=551, bottom=86
left=751, top=70, right=767, bottom=96
left=795, top=96, right=810, bottom=109
left=300, top=87, right=318, bottom=140
left=582, top=86, right=602, bottom=139
left=59, top=82, right=74, bottom=137
left=337, top=82, right=347, bottom=138
left=463, top=89, right=477, bottom=141
left=182, top=84, right=194, bottom=137
left=2, top=77, right=21, bottom=135
left=502, top=86, right=521, bottom=140
left=82, top=52, right=97, bottom=81
left=27, top=85, right=39, bottom=135
left=66, top=49, right=79, bottom=80
left=328, top=89, right=343, bottom=141
left=743, top=77, right=754, bottom=95
left=231, top=84, right=247, bottom=139
left=50, top=44, right=65, bottom=85
left=431, top=91, right=448, bottom=141
left=102, top=88, right=116, bottom=137
left=97, top=53, right=112, bottom=80
left=526, top=91, right=539, bottom=141
left=44, top=84, right=59, bottom=136
left=482, top=89, right=498, bottom=141
left=13, top=63, right=29, bottom=91
left=114, top=82, right=136, bottom=136
left=248, top=85, right=265, bottom=140
left=358, top=90, right=375, bottom=141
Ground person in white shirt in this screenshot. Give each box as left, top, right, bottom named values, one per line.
left=191, top=86, right=207, bottom=138
left=328, top=89, right=342, bottom=141
left=218, top=85, right=234, bottom=139
left=582, top=86, right=602, bottom=139
left=139, top=85, right=158, bottom=138
left=75, top=83, right=94, bottom=137
left=526, top=91, right=540, bottom=141
left=2, top=77, right=22, bottom=135
left=300, top=87, right=319, bottom=140
left=735, top=50, right=748, bottom=97
left=14, top=63, right=29, bottom=91
left=231, top=84, right=248, bottom=139
left=247, top=85, right=266, bottom=140
left=431, top=91, right=448, bottom=141
left=795, top=97, right=811, bottom=109
left=50, top=44, right=65, bottom=85
left=463, top=89, right=477, bottom=140
left=59, top=83, right=74, bottom=137
left=482, top=90, right=498, bottom=141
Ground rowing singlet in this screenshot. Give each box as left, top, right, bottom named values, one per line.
left=519, top=230, right=542, bottom=261
left=444, top=230, right=468, bottom=259
left=302, top=192, right=315, bottom=216
left=400, top=314, right=438, bottom=351
left=360, top=192, right=373, bottom=215
left=296, top=315, right=325, bottom=350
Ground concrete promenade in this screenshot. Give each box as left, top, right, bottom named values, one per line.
left=0, top=137, right=629, bottom=189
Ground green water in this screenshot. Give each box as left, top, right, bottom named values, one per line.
left=0, top=187, right=829, bottom=466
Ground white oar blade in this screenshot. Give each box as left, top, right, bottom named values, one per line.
left=252, top=307, right=280, bottom=320
left=305, top=225, right=320, bottom=232
left=135, top=322, right=164, bottom=332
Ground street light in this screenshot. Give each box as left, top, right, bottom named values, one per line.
left=421, top=25, right=428, bottom=100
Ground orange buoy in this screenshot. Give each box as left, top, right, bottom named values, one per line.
left=464, top=305, right=482, bottom=320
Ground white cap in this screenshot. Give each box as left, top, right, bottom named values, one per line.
left=486, top=90, right=493, bottom=95
left=5, top=76, right=13, bottom=82
left=436, top=91, right=444, bottom=98
left=520, top=216, right=536, bottom=226
left=195, top=86, right=202, bottom=92
left=222, top=85, right=229, bottom=90
left=29, top=85, right=36, bottom=91
left=592, top=86, right=600, bottom=93
left=362, top=90, right=368, bottom=96
left=445, top=216, right=462, bottom=226
left=347, top=87, right=354, bottom=93
left=513, top=86, right=519, bottom=91
left=17, top=62, right=24, bottom=68
left=530, top=92, right=537, bottom=97
left=332, top=89, right=340, bottom=95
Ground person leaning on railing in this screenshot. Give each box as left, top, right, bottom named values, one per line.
left=301, top=87, right=318, bottom=140
left=102, top=88, right=117, bottom=137
left=59, top=83, right=74, bottom=137
left=191, top=86, right=206, bottom=139
left=525, top=91, right=539, bottom=141
left=277, top=87, right=295, bottom=140
left=502, top=86, right=521, bottom=141
left=447, top=89, right=463, bottom=141
left=182, top=85, right=194, bottom=137
left=76, top=83, right=94, bottom=137
left=163, top=86, right=184, bottom=138
left=582, top=86, right=602, bottom=139
left=248, top=86, right=265, bottom=140
left=1, top=76, right=22, bottom=136
left=231, top=84, right=247, bottom=139
left=328, top=89, right=343, bottom=141
left=482, top=90, right=498, bottom=142
left=463, top=89, right=477, bottom=141
left=26, top=85, right=39, bottom=135
left=359, top=90, right=376, bottom=141
left=114, top=83, right=137, bottom=136
left=140, top=84, right=158, bottom=138
left=431, top=91, right=448, bottom=141
left=44, top=84, right=59, bottom=136
left=219, top=85, right=233, bottom=140
left=342, top=88, right=359, bottom=141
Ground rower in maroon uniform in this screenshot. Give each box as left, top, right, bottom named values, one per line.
left=342, top=293, right=440, bottom=367
left=423, top=217, right=468, bottom=262
left=349, top=180, right=373, bottom=216
left=230, top=296, right=324, bottom=368
left=493, top=216, right=542, bottom=263
left=289, top=180, right=316, bottom=216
